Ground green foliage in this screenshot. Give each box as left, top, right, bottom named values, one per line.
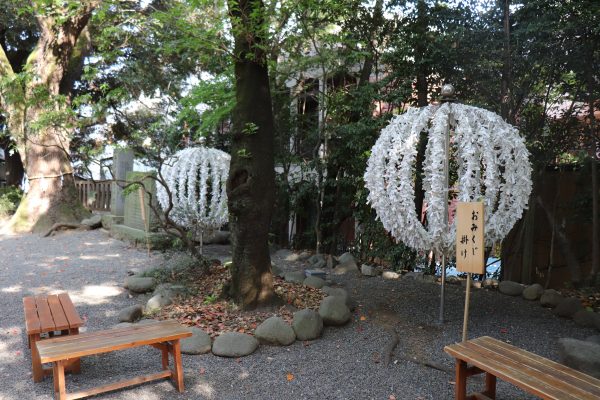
left=0, top=186, right=23, bottom=216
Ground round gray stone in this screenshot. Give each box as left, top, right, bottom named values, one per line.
left=284, top=271, right=306, bottom=284
left=308, top=254, right=326, bottom=266
left=212, top=332, right=259, bottom=357
left=586, top=335, right=600, bottom=345
left=558, top=338, right=600, bottom=378
left=292, top=309, right=323, bottom=341
left=153, top=283, right=188, bottom=298
left=333, top=260, right=359, bottom=275
left=319, top=296, right=351, bottom=326
left=361, top=264, right=377, bottom=277
left=125, top=276, right=156, bottom=293
left=554, top=297, right=584, bottom=318
left=118, top=304, right=144, bottom=322
left=181, top=327, right=212, bottom=355
left=271, top=264, right=284, bottom=277
left=255, top=316, right=296, bottom=346
left=540, top=289, right=564, bottom=308
left=522, top=283, right=544, bottom=301
left=146, top=293, right=173, bottom=312
left=303, top=276, right=325, bottom=289
left=321, top=286, right=350, bottom=307
left=382, top=271, right=401, bottom=280
left=337, top=252, right=355, bottom=264
left=573, top=310, right=600, bottom=328
left=498, top=280, right=524, bottom=296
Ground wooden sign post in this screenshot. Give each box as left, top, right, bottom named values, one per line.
left=455, top=202, right=485, bottom=342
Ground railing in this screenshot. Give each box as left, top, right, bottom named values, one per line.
left=75, top=180, right=111, bottom=211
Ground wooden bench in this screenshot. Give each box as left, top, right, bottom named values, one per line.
left=444, top=336, right=600, bottom=400
left=23, top=293, right=84, bottom=382
left=36, top=319, right=192, bottom=400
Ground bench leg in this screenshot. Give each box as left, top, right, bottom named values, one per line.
left=171, top=340, right=184, bottom=392
left=455, top=359, right=468, bottom=400
left=161, top=344, right=170, bottom=370
left=30, top=334, right=44, bottom=383
left=483, top=373, right=496, bottom=399
left=53, top=361, right=67, bottom=400
left=68, top=328, right=81, bottom=374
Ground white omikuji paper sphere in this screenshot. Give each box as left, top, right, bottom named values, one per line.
left=364, top=103, right=532, bottom=255
left=157, top=146, right=230, bottom=230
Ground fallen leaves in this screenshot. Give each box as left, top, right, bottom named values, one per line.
left=286, top=372, right=294, bottom=381
left=156, top=265, right=325, bottom=337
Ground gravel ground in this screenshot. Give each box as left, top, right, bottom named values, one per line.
left=0, top=229, right=596, bottom=400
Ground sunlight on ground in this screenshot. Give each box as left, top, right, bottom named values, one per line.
left=0, top=326, right=24, bottom=365
left=193, top=381, right=216, bottom=399
left=1, top=285, right=22, bottom=293
left=79, top=254, right=121, bottom=260
left=83, top=241, right=112, bottom=246
left=238, top=370, right=250, bottom=380
left=67, top=285, right=123, bottom=305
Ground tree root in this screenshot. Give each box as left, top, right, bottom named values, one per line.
left=42, top=223, right=91, bottom=237
left=382, top=327, right=451, bottom=373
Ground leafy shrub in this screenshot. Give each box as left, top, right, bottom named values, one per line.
left=0, top=186, right=23, bottom=216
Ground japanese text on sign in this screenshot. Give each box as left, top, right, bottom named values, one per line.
left=455, top=202, right=485, bottom=274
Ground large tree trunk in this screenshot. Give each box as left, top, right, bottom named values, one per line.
left=500, top=0, right=512, bottom=122
left=0, top=137, right=24, bottom=186
left=226, top=0, right=276, bottom=309
left=0, top=2, right=95, bottom=233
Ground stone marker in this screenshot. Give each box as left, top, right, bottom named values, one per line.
left=212, top=332, right=259, bottom=357
left=255, top=316, right=296, bottom=346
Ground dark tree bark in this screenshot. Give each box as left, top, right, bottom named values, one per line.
left=0, top=1, right=96, bottom=232
left=500, top=0, right=512, bottom=122
left=226, top=0, right=276, bottom=309
left=0, top=137, right=24, bottom=186
left=413, top=0, right=430, bottom=218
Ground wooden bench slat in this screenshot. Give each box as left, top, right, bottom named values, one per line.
left=475, top=336, right=600, bottom=393
left=35, top=295, right=57, bottom=332
left=37, top=321, right=191, bottom=363
left=47, top=295, right=70, bottom=331
left=445, top=343, right=584, bottom=400
left=58, top=293, right=84, bottom=328
left=464, top=340, right=600, bottom=399
left=23, top=296, right=42, bottom=334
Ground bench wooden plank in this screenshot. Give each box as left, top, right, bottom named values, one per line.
left=445, top=337, right=600, bottom=400
left=37, top=320, right=191, bottom=363
left=475, top=336, right=600, bottom=394
left=23, top=297, right=42, bottom=334
left=445, top=342, right=582, bottom=400
left=465, top=340, right=600, bottom=400
left=35, top=295, right=57, bottom=332
left=58, top=293, right=84, bottom=328
left=47, top=295, right=70, bottom=331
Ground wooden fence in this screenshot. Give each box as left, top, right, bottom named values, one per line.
left=75, top=180, right=111, bottom=211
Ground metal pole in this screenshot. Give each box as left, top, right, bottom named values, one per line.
left=438, top=84, right=455, bottom=325
left=462, top=272, right=472, bottom=342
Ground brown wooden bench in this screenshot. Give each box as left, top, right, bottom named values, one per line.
left=444, top=336, right=600, bottom=400
left=36, top=319, right=191, bottom=400
left=23, top=293, right=84, bottom=382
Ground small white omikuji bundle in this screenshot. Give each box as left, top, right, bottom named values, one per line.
left=157, top=146, right=230, bottom=232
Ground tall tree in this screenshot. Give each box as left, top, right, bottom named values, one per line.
left=0, top=0, right=98, bottom=232
left=226, top=0, right=277, bottom=308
